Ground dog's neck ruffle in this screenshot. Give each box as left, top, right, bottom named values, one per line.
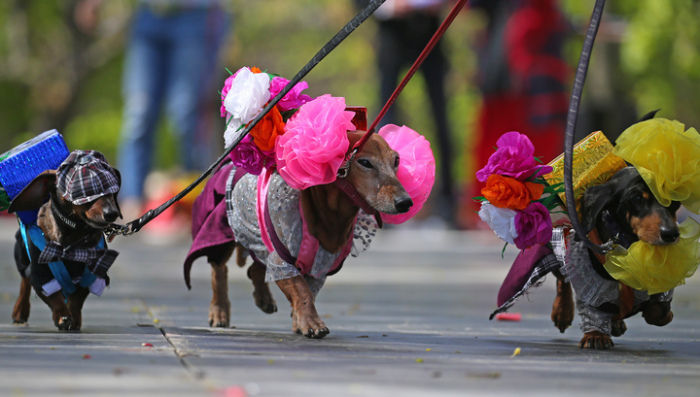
left=603, top=217, right=700, bottom=294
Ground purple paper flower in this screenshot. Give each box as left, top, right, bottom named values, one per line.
left=269, top=76, right=313, bottom=112
left=476, top=131, right=553, bottom=182
left=228, top=136, right=274, bottom=175
left=513, top=201, right=552, bottom=249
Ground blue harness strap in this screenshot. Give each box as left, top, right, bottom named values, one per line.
left=19, top=221, right=98, bottom=296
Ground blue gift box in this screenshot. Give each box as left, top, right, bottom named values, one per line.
left=0, top=129, right=70, bottom=223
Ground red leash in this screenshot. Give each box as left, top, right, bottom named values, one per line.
left=345, top=0, right=469, bottom=162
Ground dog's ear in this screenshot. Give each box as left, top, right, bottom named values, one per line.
left=580, top=182, right=614, bottom=233
left=111, top=167, right=123, bottom=219
left=579, top=167, right=638, bottom=233
left=637, top=109, right=660, bottom=123
left=8, top=170, right=57, bottom=213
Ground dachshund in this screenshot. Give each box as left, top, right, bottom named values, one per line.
left=8, top=150, right=121, bottom=331
left=551, top=166, right=680, bottom=349
left=184, top=131, right=412, bottom=338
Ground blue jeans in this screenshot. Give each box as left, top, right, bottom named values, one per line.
left=118, top=5, right=230, bottom=199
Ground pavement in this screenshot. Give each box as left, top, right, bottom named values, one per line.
left=1, top=215, right=700, bottom=397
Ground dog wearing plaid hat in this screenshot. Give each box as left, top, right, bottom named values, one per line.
left=8, top=150, right=122, bottom=331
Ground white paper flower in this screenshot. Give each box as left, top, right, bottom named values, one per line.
left=478, top=201, right=518, bottom=244
left=223, top=120, right=244, bottom=148
left=223, top=67, right=271, bottom=148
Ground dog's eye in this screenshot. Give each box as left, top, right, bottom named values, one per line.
left=633, top=194, right=644, bottom=202
left=394, top=157, right=400, bottom=168
left=357, top=159, right=373, bottom=169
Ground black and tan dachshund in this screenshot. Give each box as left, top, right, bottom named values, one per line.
left=551, top=166, right=680, bottom=349
left=9, top=151, right=121, bottom=331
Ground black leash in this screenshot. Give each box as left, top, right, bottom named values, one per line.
left=105, top=0, right=387, bottom=240
left=563, top=0, right=609, bottom=255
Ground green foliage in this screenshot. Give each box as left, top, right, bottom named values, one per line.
left=64, top=110, right=121, bottom=162
left=562, top=0, right=700, bottom=128
left=620, top=0, right=700, bottom=127
left=0, top=1, right=483, bottom=185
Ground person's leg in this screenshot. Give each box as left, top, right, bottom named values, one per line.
left=118, top=8, right=168, bottom=203
left=420, top=43, right=455, bottom=215
left=376, top=19, right=406, bottom=127
left=164, top=7, right=230, bottom=172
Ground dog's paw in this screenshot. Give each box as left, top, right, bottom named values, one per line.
left=295, top=325, right=330, bottom=339
left=256, top=298, right=277, bottom=314
left=294, top=316, right=330, bottom=339
left=611, top=319, right=627, bottom=337
left=12, top=303, right=30, bottom=324
left=551, top=280, right=574, bottom=333
left=579, top=331, right=614, bottom=349
left=551, top=305, right=574, bottom=333
left=643, top=302, right=673, bottom=326
left=253, top=290, right=277, bottom=314
left=208, top=301, right=231, bottom=328
left=67, top=315, right=82, bottom=331
left=55, top=316, right=73, bottom=331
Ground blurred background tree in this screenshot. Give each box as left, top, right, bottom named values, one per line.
left=0, top=0, right=476, bottom=180
left=1, top=0, right=700, bottom=206
left=561, top=0, right=700, bottom=140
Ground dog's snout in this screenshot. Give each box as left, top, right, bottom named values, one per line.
left=103, top=208, right=119, bottom=223
left=660, top=226, right=680, bottom=243
left=394, top=196, right=413, bottom=213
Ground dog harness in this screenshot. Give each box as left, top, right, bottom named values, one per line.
left=18, top=220, right=116, bottom=297
left=223, top=165, right=376, bottom=286
left=255, top=167, right=352, bottom=276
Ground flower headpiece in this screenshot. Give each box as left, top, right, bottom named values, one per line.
left=474, top=131, right=562, bottom=250
left=613, top=118, right=700, bottom=213
left=603, top=117, right=700, bottom=292
left=276, top=94, right=355, bottom=189
left=218, top=66, right=435, bottom=224
left=220, top=66, right=314, bottom=175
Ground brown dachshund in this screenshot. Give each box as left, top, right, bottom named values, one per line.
left=186, top=131, right=412, bottom=338
left=9, top=151, right=121, bottom=331
left=551, top=166, right=680, bottom=349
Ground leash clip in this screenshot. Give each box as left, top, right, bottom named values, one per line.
left=103, top=221, right=139, bottom=241
left=337, top=149, right=358, bottom=179
left=598, top=238, right=627, bottom=256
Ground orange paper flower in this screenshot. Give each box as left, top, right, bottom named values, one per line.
left=249, top=105, right=285, bottom=152
left=250, top=66, right=263, bottom=73
left=481, top=174, right=544, bottom=210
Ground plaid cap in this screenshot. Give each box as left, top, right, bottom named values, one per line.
left=56, top=150, right=121, bottom=205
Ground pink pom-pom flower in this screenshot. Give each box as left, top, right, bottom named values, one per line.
left=378, top=124, right=436, bottom=224
left=220, top=71, right=239, bottom=118
left=276, top=95, right=356, bottom=190
left=476, top=131, right=552, bottom=182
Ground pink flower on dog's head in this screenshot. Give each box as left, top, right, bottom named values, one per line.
left=228, top=135, right=273, bottom=176
left=269, top=76, right=314, bottom=112
left=219, top=71, right=239, bottom=118
left=276, top=95, right=355, bottom=190
left=476, top=131, right=553, bottom=182
left=513, top=201, right=552, bottom=249
left=378, top=124, right=436, bottom=224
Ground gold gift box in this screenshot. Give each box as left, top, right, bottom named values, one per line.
left=544, top=131, right=627, bottom=213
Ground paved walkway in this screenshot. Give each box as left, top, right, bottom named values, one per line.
left=1, top=217, right=699, bottom=396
